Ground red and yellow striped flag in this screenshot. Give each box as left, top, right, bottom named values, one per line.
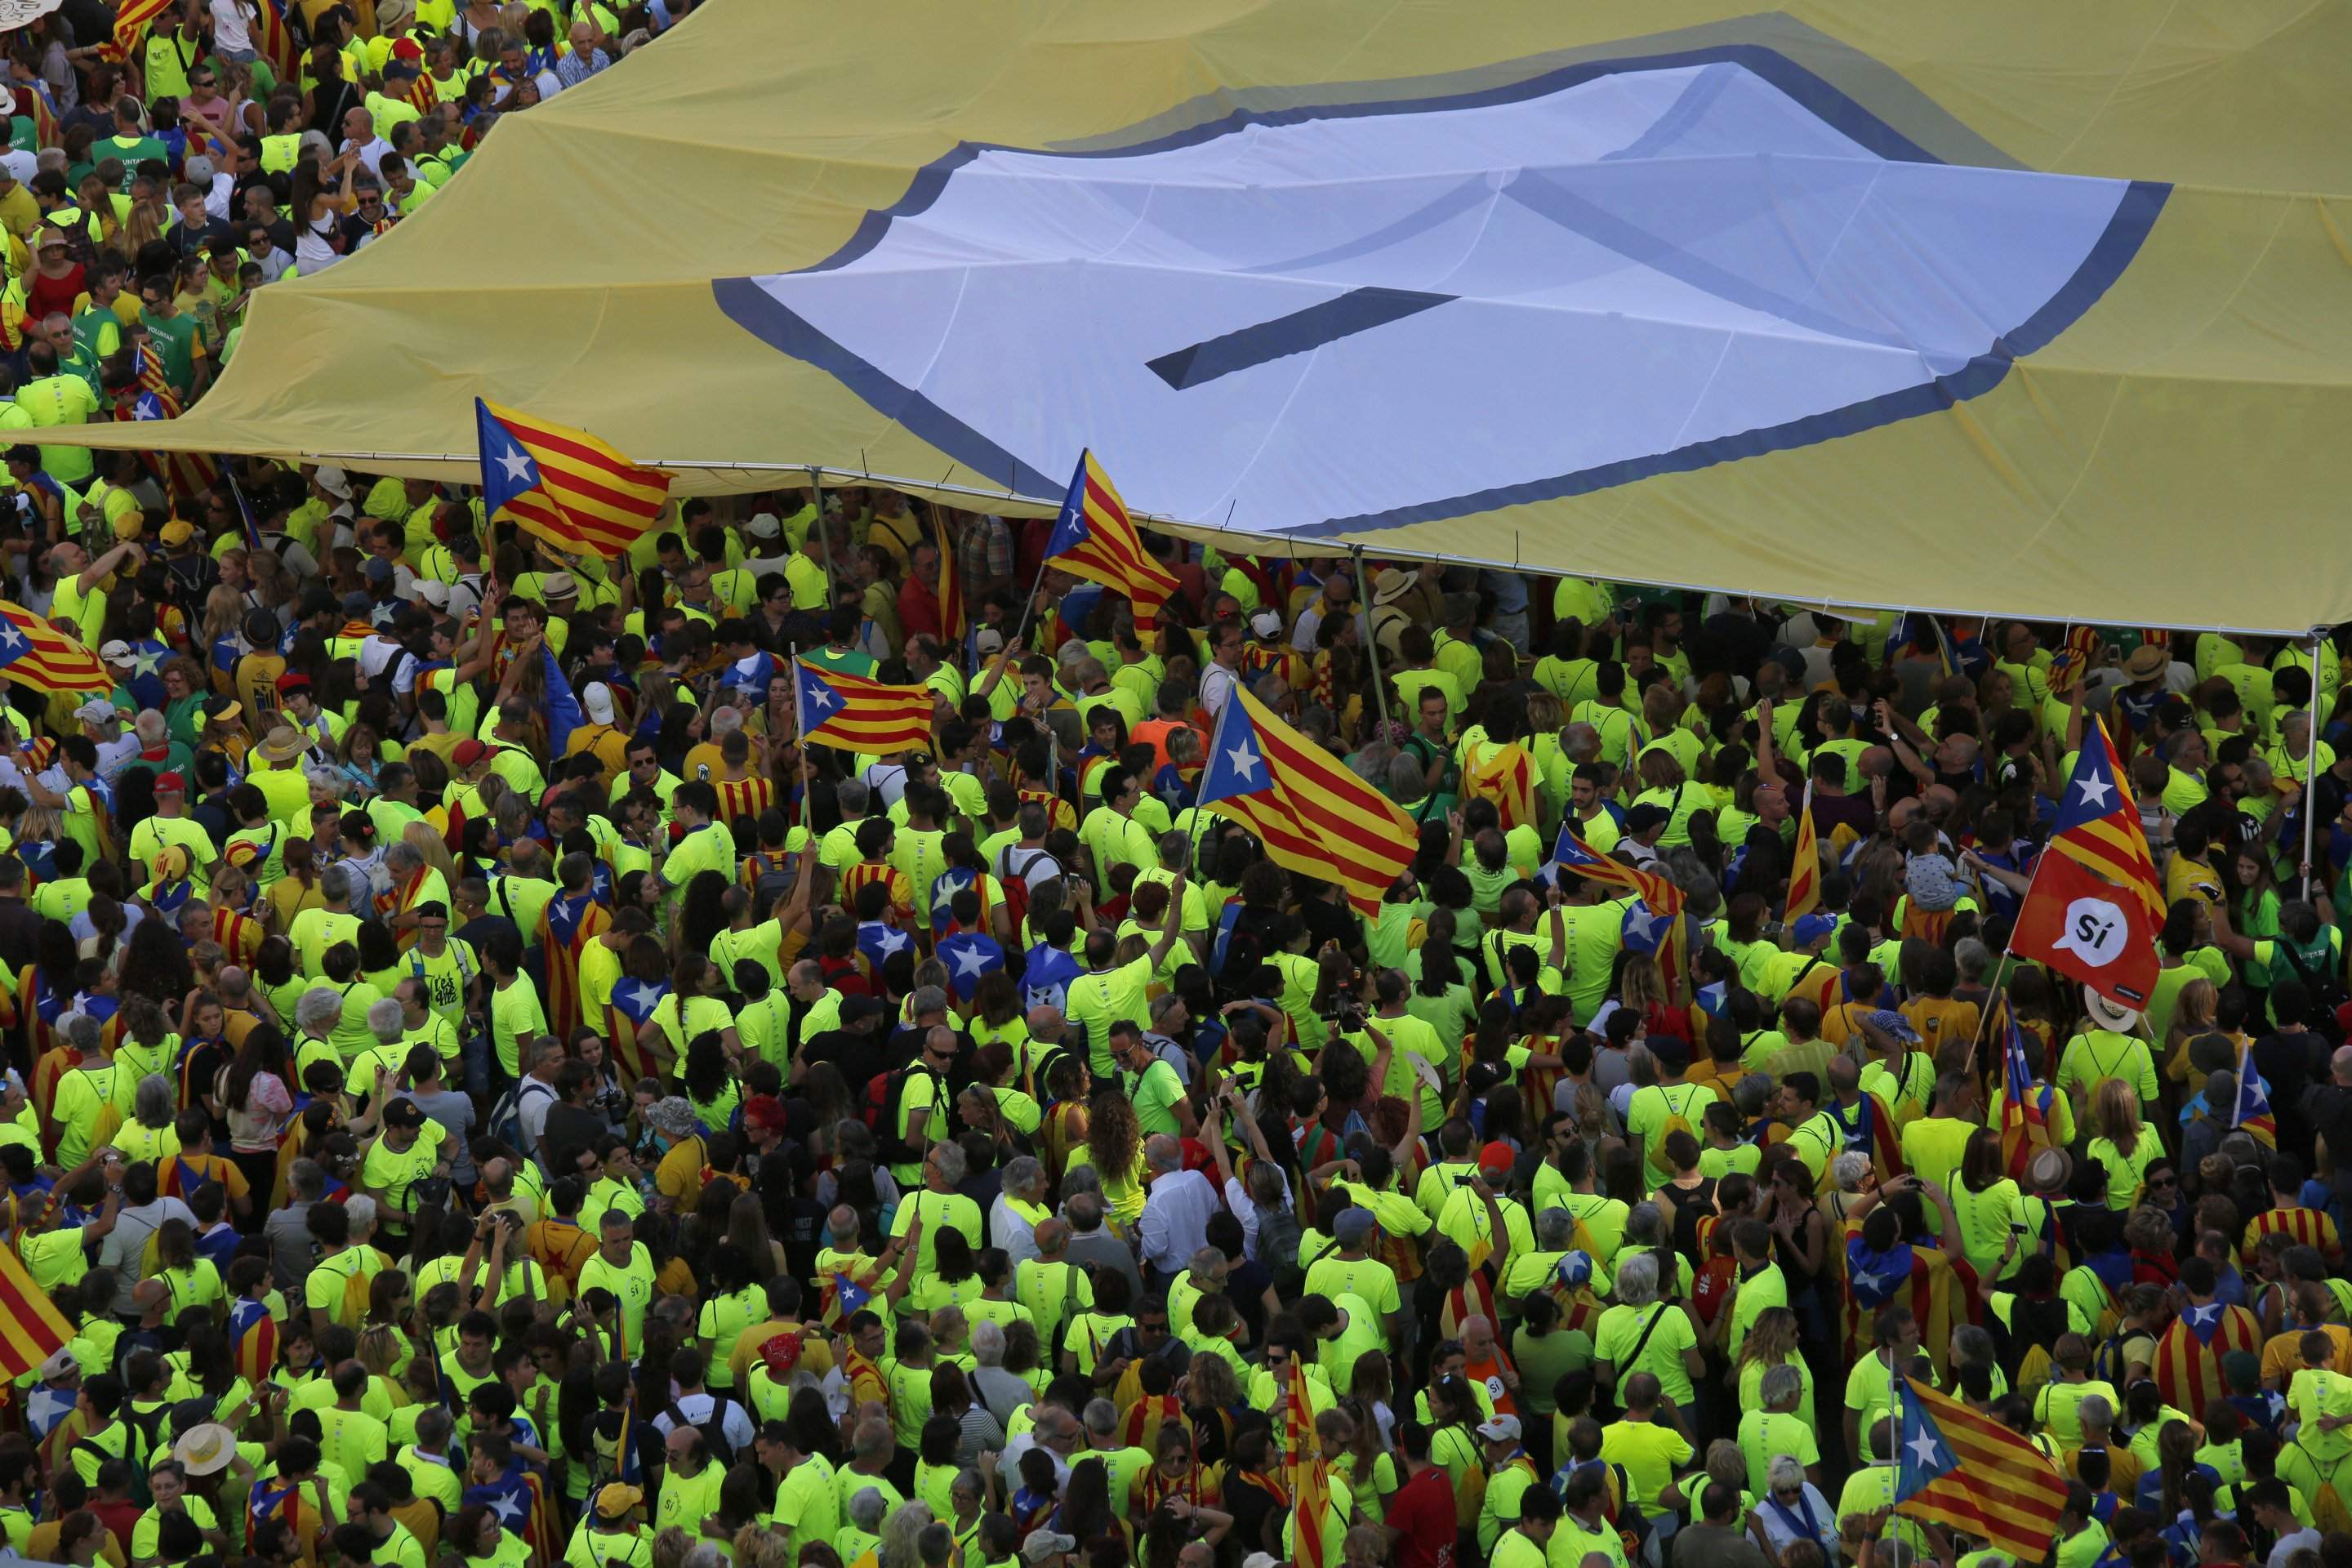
left=0, top=1236, right=71, bottom=1380
left=934, top=510, right=965, bottom=648
left=0, top=604, right=113, bottom=693
left=1196, top=683, right=1416, bottom=916
left=474, top=397, right=672, bottom=559
left=1045, top=450, right=1180, bottom=638
left=1892, top=1375, right=2069, bottom=1561
left=2046, top=715, right=2165, bottom=926
left=795, top=658, right=935, bottom=755
left=1784, top=781, right=1820, bottom=919
left=254, top=0, right=298, bottom=81
left=1283, top=1370, right=1334, bottom=1568
left=102, top=0, right=173, bottom=60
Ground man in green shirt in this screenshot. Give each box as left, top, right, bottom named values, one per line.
left=1063, top=888, right=1187, bottom=1075
left=18, top=332, right=98, bottom=485
left=137, top=275, right=209, bottom=399
left=760, top=1429, right=838, bottom=1561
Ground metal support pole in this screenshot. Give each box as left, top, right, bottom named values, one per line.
left=2305, top=628, right=2326, bottom=895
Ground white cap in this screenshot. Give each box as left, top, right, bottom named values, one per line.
left=74, top=699, right=117, bottom=724
left=745, top=510, right=782, bottom=541
left=582, top=683, right=615, bottom=724
left=313, top=465, right=353, bottom=501
left=1250, top=609, right=1282, bottom=639
left=416, top=579, right=452, bottom=608
left=973, top=629, right=1004, bottom=657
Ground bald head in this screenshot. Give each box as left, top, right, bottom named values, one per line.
left=1033, top=1217, right=1069, bottom=1256
left=1026, top=1005, right=1065, bottom=1040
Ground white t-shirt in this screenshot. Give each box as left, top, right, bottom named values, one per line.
left=209, top=0, right=254, bottom=54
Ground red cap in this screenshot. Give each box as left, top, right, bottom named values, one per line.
left=1478, top=1140, right=1517, bottom=1175
left=451, top=739, right=488, bottom=767
left=154, top=770, right=185, bottom=793
left=274, top=673, right=310, bottom=694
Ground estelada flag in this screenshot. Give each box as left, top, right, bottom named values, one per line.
left=475, top=397, right=671, bottom=559
left=1892, top=1376, right=2070, bottom=1562
left=1195, top=682, right=1416, bottom=916
left=2232, top=1046, right=2278, bottom=1148
left=2010, top=844, right=2158, bottom=1007
left=2154, top=1298, right=2260, bottom=1416
left=1046, top=450, right=1180, bottom=638
left=1998, top=1013, right=2058, bottom=1178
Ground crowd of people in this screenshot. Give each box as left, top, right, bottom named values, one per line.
left=1, top=7, right=2351, bottom=1568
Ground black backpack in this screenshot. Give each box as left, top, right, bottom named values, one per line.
left=666, top=1392, right=742, bottom=1468
left=862, top=1063, right=942, bottom=1165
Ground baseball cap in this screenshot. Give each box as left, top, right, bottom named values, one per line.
left=341, top=590, right=375, bottom=617
left=582, top=682, right=616, bottom=724
left=363, top=556, right=394, bottom=582
left=593, top=1483, right=643, bottom=1520
left=973, top=629, right=1004, bottom=658
left=313, top=465, right=353, bottom=501
left=744, top=511, right=782, bottom=541
left=1023, top=1531, right=1079, bottom=1563
left=74, top=699, right=116, bottom=724
left=452, top=739, right=488, bottom=768
left=1476, top=1414, right=1523, bottom=1441
left=1332, top=1207, right=1377, bottom=1244
left=1791, top=911, right=1838, bottom=946
left=1250, top=608, right=1282, bottom=639
left=37, top=1348, right=75, bottom=1380
left=1478, top=1139, right=1516, bottom=1175
left=159, top=519, right=195, bottom=546
left=382, top=1098, right=425, bottom=1129
left=416, top=579, right=452, bottom=608
left=154, top=771, right=185, bottom=794
left=97, top=639, right=132, bottom=663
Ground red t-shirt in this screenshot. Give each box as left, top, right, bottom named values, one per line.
left=1387, top=1462, right=1458, bottom=1568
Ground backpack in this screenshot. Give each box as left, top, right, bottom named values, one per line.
left=862, top=1064, right=942, bottom=1165
left=742, top=851, right=796, bottom=910
left=2274, top=936, right=2350, bottom=1042
left=1656, top=1083, right=1702, bottom=1147
left=488, top=1077, right=555, bottom=1152
left=995, top=850, right=1049, bottom=938
left=666, top=1393, right=742, bottom=1468
left=1254, top=1201, right=1303, bottom=1276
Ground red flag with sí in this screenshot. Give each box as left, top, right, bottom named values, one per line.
left=2010, top=844, right=2158, bottom=1008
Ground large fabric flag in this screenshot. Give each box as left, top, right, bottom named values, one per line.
left=540, top=644, right=583, bottom=756
left=1784, top=782, right=1820, bottom=919
left=2154, top=1297, right=2261, bottom=1414
left=229, top=1294, right=279, bottom=1387
left=2233, top=1045, right=2278, bottom=1147
left=0, top=1241, right=70, bottom=1381
left=253, top=0, right=298, bottom=80
left=474, top=398, right=671, bottom=559
left=2046, top=715, right=2166, bottom=924
left=0, top=604, right=113, bottom=693
left=1544, top=825, right=1684, bottom=917
left=1196, top=684, right=1416, bottom=916
left=1998, top=1013, right=2057, bottom=1178
left=2010, top=838, right=2158, bottom=1007
left=1892, top=1377, right=2069, bottom=1560
left=1045, top=451, right=1180, bottom=638
left=934, top=512, right=965, bottom=648
left=104, top=0, right=172, bottom=61
left=795, top=658, right=935, bottom=755
left=2047, top=626, right=2104, bottom=695
left=1283, top=1370, right=1334, bottom=1568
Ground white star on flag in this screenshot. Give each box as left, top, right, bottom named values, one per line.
left=2074, top=773, right=2114, bottom=811
left=808, top=685, right=837, bottom=711
left=486, top=1489, right=527, bottom=1525
left=622, top=981, right=664, bottom=1013
left=0, top=623, right=24, bottom=650
left=872, top=926, right=910, bottom=956
left=933, top=877, right=960, bottom=913
left=130, top=648, right=164, bottom=679
left=1906, top=1430, right=1943, bottom=1470
left=497, top=445, right=534, bottom=483
left=951, top=944, right=991, bottom=978
left=1224, top=742, right=1261, bottom=782
left=2189, top=1303, right=2220, bottom=1327
left=1849, top=1267, right=1891, bottom=1297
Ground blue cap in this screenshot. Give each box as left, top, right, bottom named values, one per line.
left=1792, top=911, right=1838, bottom=946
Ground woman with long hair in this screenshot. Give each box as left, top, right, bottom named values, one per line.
left=679, top=1031, right=740, bottom=1134
left=1732, top=1305, right=1815, bottom=1432
left=1079, top=1087, right=1146, bottom=1234
left=724, top=1190, right=786, bottom=1282
left=220, top=1025, right=293, bottom=1202
left=152, top=1218, right=224, bottom=1321
left=290, top=147, right=358, bottom=275
left=2088, top=1078, right=2165, bottom=1209
left=118, top=920, right=195, bottom=1017
left=265, top=838, right=325, bottom=932
left=1949, top=1128, right=2022, bottom=1284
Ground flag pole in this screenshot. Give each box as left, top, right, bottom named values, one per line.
left=2303, top=628, right=2324, bottom=899
left=1352, top=545, right=1393, bottom=737
left=808, top=466, right=840, bottom=608
left=789, top=644, right=808, bottom=841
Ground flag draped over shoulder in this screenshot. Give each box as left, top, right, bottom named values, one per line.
left=0, top=1242, right=70, bottom=1380
left=1045, top=451, right=1180, bottom=638
left=474, top=398, right=671, bottom=559
left=1892, top=1376, right=2069, bottom=1561
left=0, top=604, right=113, bottom=692
left=104, top=0, right=172, bottom=61
left=1195, top=683, right=1415, bottom=917
left=795, top=658, right=935, bottom=755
